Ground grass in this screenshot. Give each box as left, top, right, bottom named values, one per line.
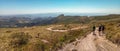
left=52, top=24, right=82, bottom=30
left=0, top=24, right=89, bottom=51
left=105, top=22, right=120, bottom=45
left=9, top=32, right=32, bottom=48
left=1, top=15, right=120, bottom=51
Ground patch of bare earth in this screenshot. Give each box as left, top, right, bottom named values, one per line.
left=46, top=25, right=87, bottom=32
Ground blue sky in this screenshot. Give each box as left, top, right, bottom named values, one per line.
left=0, top=0, right=120, bottom=15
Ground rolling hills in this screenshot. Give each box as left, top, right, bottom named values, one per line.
left=0, top=14, right=120, bottom=51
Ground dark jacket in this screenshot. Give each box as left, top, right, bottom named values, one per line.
left=99, top=26, right=102, bottom=31
left=93, top=26, right=96, bottom=31
left=101, top=25, right=105, bottom=31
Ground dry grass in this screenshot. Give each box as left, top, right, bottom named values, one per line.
left=0, top=24, right=89, bottom=51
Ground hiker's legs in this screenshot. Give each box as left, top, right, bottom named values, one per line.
left=101, top=31, right=103, bottom=36
left=93, top=31, right=96, bottom=35
left=102, top=30, right=105, bottom=36
left=102, top=30, right=104, bottom=34
left=99, top=31, right=101, bottom=36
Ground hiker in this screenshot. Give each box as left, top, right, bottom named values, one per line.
left=101, top=25, right=105, bottom=35
left=99, top=24, right=105, bottom=36
left=92, top=25, right=96, bottom=35
left=98, top=25, right=102, bottom=36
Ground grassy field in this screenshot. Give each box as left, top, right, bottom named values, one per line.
left=0, top=24, right=90, bottom=51
left=105, top=22, right=120, bottom=45
left=51, top=24, right=82, bottom=30
left=0, top=15, right=120, bottom=51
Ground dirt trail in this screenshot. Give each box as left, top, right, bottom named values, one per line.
left=58, top=28, right=120, bottom=51
left=46, top=25, right=87, bottom=32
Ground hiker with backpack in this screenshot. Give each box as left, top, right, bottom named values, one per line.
left=92, top=25, right=96, bottom=35
left=101, top=25, right=105, bottom=34
left=98, top=24, right=105, bottom=36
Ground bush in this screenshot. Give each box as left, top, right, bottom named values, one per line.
left=25, top=41, right=48, bottom=51
left=9, top=32, right=32, bottom=48
left=6, top=30, right=12, bottom=33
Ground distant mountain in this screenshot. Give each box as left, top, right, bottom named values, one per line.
left=0, top=14, right=120, bottom=28
left=0, top=13, right=61, bottom=18
left=0, top=13, right=109, bottom=18
left=50, top=14, right=90, bottom=24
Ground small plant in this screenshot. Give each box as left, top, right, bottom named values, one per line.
left=25, top=40, right=49, bottom=51
left=31, top=42, right=45, bottom=51
left=9, top=32, right=32, bottom=48
left=6, top=30, right=12, bottom=33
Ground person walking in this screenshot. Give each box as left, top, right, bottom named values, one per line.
left=92, top=25, right=96, bottom=35
left=98, top=24, right=105, bottom=36
left=98, top=25, right=102, bottom=36
left=101, top=25, right=105, bottom=35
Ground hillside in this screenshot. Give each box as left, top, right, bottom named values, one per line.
left=51, top=14, right=90, bottom=24
left=0, top=14, right=120, bottom=28
left=0, top=24, right=90, bottom=51
left=0, top=14, right=120, bottom=51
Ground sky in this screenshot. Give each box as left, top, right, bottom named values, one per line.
left=0, top=0, right=120, bottom=15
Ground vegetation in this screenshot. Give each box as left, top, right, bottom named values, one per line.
left=105, top=23, right=120, bottom=45
left=0, top=14, right=120, bottom=51
left=0, top=24, right=90, bottom=51
left=9, top=32, right=32, bottom=48
left=51, top=24, right=82, bottom=30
